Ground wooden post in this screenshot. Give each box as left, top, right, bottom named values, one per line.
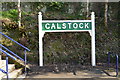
left=38, top=12, right=44, bottom=66
left=91, top=12, right=96, bottom=66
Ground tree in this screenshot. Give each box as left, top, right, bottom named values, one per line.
left=86, top=0, right=89, bottom=17
left=105, top=0, right=108, bottom=27
left=18, top=0, right=21, bottom=28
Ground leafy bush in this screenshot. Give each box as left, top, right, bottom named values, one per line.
left=1, top=9, right=18, bottom=21
left=1, top=9, right=27, bottom=22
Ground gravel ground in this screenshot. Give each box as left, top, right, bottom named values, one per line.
left=25, top=63, right=120, bottom=79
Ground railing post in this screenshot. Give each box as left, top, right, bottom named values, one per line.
left=107, top=52, right=119, bottom=77
left=116, top=54, right=119, bottom=77
left=6, top=56, right=9, bottom=80
left=24, top=50, right=27, bottom=77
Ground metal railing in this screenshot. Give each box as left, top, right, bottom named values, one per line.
left=0, top=44, right=24, bottom=61
left=108, top=52, right=119, bottom=77
left=0, top=32, right=30, bottom=51
left=0, top=32, right=30, bottom=79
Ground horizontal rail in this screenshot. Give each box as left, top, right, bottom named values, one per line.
left=0, top=32, right=30, bottom=51
left=0, top=44, right=24, bottom=61
left=0, top=68, right=7, bottom=74
left=0, top=48, right=17, bottom=60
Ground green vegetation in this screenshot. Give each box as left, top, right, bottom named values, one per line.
left=0, top=2, right=119, bottom=65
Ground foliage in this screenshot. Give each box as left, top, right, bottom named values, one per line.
left=1, top=9, right=18, bottom=21
left=1, top=9, right=28, bottom=22
left=1, top=2, right=119, bottom=65
left=47, top=2, right=64, bottom=11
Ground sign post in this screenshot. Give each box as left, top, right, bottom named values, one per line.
left=91, top=12, right=96, bottom=66
left=38, top=12, right=96, bottom=66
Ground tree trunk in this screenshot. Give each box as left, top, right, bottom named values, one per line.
left=86, top=0, right=89, bottom=17
left=105, top=0, right=108, bottom=27
left=18, top=0, right=21, bottom=28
